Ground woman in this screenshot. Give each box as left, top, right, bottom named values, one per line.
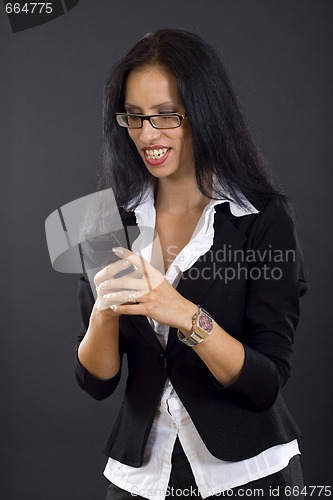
left=75, top=29, right=308, bottom=499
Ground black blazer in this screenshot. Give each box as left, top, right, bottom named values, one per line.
left=75, top=195, right=308, bottom=466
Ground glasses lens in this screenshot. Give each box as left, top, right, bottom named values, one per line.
left=116, top=115, right=142, bottom=128
left=151, top=115, right=181, bottom=128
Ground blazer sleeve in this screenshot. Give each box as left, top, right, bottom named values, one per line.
left=74, top=276, right=123, bottom=400
left=227, top=196, right=309, bottom=410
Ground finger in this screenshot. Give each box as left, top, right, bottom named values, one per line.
left=102, top=289, right=147, bottom=305
left=112, top=247, right=147, bottom=274
left=94, top=258, right=136, bottom=286
left=110, top=302, right=146, bottom=316
left=112, top=248, right=160, bottom=291
left=111, top=246, right=132, bottom=258
left=94, top=297, right=122, bottom=314
left=98, top=277, right=148, bottom=293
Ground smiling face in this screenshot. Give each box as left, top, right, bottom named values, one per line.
left=124, top=65, right=195, bottom=181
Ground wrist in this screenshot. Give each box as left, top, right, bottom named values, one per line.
left=90, top=306, right=120, bottom=327
left=177, top=305, right=214, bottom=347
left=177, top=302, right=199, bottom=336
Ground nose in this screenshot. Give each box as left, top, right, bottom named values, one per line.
left=139, top=119, right=161, bottom=143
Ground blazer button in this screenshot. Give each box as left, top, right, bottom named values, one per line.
left=159, top=353, right=169, bottom=369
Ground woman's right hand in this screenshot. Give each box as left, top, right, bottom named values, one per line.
left=93, top=256, right=142, bottom=314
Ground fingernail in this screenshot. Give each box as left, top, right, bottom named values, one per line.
left=110, top=304, right=118, bottom=312
left=103, top=293, right=111, bottom=300
left=112, top=247, right=123, bottom=254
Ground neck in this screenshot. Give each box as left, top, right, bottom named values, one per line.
left=155, top=173, right=211, bottom=214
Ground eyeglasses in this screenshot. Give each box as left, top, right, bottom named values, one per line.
left=115, top=113, right=187, bottom=129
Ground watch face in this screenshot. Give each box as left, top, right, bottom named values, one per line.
left=198, top=312, right=213, bottom=333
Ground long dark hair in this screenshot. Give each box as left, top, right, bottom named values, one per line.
left=99, top=29, right=284, bottom=210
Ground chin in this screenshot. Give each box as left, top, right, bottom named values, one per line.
left=146, top=164, right=176, bottom=178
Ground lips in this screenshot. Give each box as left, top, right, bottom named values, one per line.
left=143, top=146, right=171, bottom=166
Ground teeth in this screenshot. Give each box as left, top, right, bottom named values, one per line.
left=145, top=148, right=168, bottom=160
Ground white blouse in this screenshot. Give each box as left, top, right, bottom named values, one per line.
left=104, top=190, right=299, bottom=499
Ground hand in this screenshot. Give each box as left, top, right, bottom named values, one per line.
left=93, top=247, right=197, bottom=332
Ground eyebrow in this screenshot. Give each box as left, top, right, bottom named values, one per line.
left=124, top=101, right=182, bottom=110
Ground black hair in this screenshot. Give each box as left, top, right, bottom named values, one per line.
left=99, top=28, right=285, bottom=210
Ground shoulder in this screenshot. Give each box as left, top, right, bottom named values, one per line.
left=252, top=195, right=296, bottom=242
left=214, top=194, right=294, bottom=238
left=257, top=194, right=293, bottom=221
left=246, top=195, right=308, bottom=291
left=214, top=194, right=301, bottom=262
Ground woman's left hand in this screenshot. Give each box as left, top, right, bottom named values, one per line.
left=99, top=246, right=197, bottom=332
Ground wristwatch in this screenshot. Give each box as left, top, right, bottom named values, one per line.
left=177, top=306, right=214, bottom=347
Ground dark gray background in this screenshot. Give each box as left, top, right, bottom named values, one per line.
left=1, top=1, right=332, bottom=499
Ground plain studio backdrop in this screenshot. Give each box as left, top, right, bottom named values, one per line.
left=1, top=1, right=332, bottom=499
